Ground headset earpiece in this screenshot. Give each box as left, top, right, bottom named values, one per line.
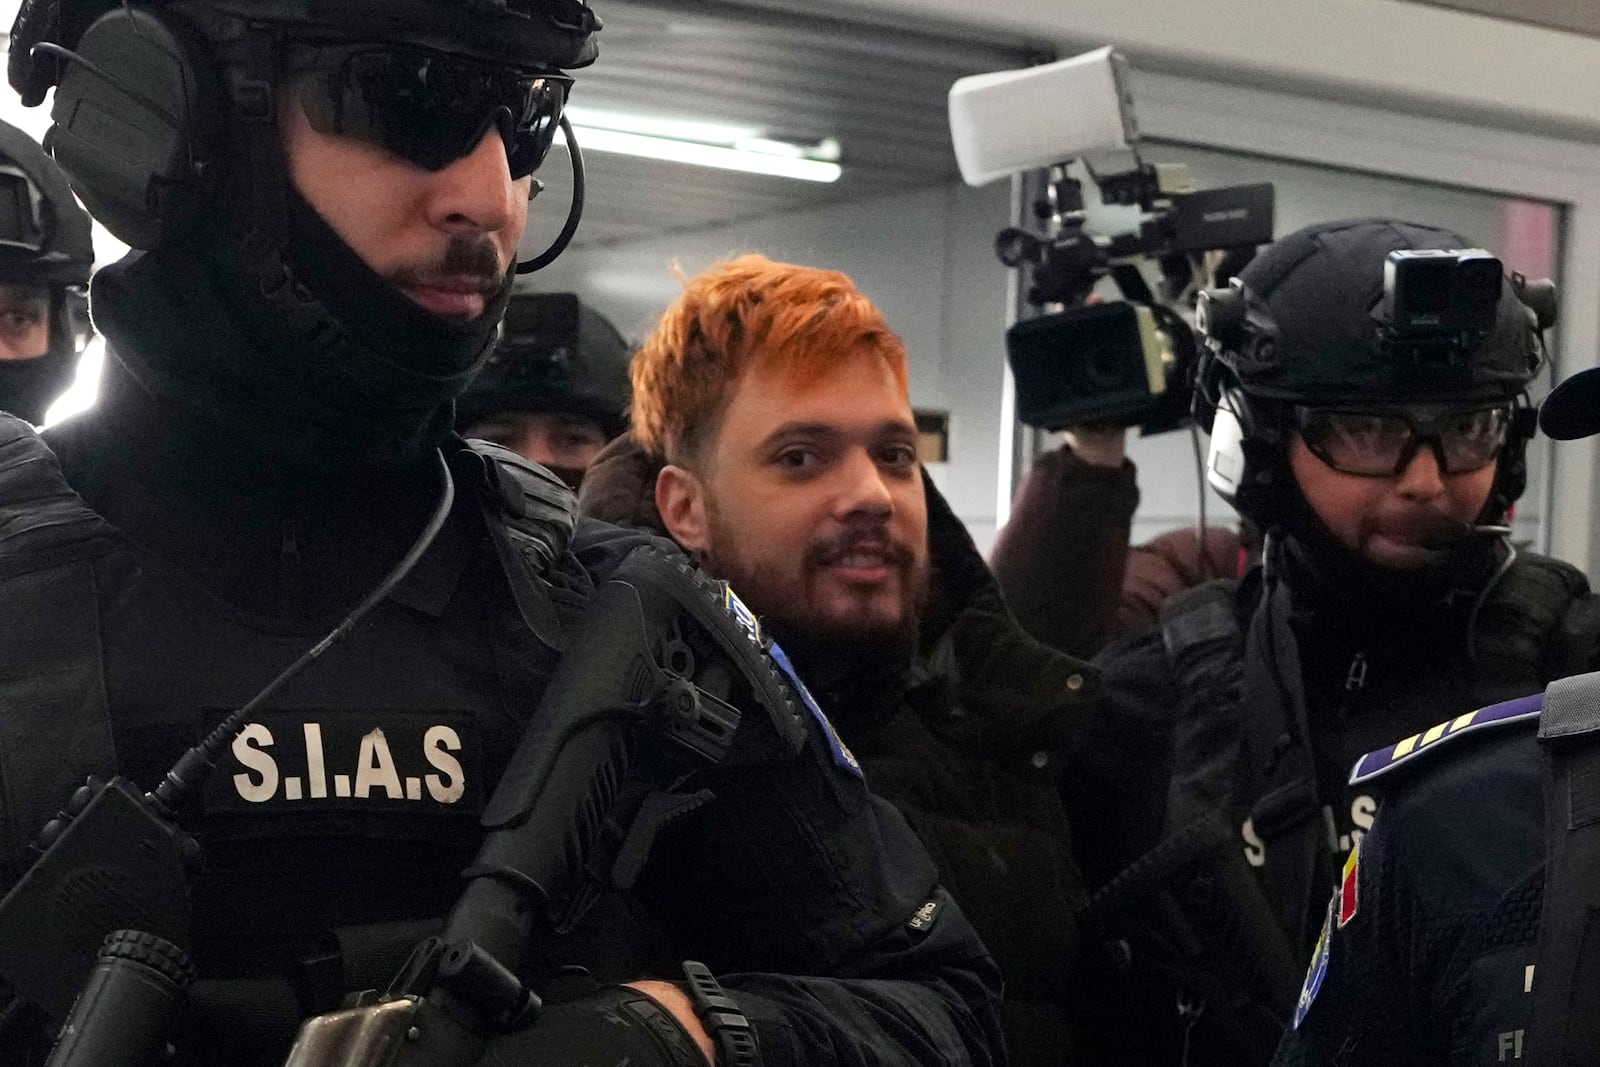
left=1195, top=282, right=1248, bottom=351
left=45, top=6, right=220, bottom=249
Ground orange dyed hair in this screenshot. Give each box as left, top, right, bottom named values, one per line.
left=631, top=254, right=910, bottom=464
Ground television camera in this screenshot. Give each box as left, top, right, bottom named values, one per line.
left=950, top=47, right=1276, bottom=432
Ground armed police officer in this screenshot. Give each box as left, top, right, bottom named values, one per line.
left=457, top=291, right=631, bottom=488
left=1073, top=218, right=1594, bottom=1064
left=0, top=117, right=93, bottom=423
left=0, top=1, right=1004, bottom=1065
left=1273, top=356, right=1600, bottom=1065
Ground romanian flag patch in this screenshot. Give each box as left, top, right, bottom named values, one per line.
left=1338, top=840, right=1360, bottom=928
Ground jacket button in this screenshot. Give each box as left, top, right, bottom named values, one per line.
left=1066, top=673, right=1084, bottom=691
left=1031, top=751, right=1050, bottom=769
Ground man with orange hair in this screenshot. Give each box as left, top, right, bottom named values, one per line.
left=581, top=253, right=1098, bottom=1066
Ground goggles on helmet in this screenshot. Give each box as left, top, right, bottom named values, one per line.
left=0, top=165, right=44, bottom=256
left=1294, top=403, right=1511, bottom=477
left=286, top=44, right=570, bottom=180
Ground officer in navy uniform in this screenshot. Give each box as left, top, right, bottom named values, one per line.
left=0, top=117, right=94, bottom=423
left=0, top=1, right=1003, bottom=1065
left=1273, top=368, right=1600, bottom=1067
left=1073, top=218, right=1600, bottom=1065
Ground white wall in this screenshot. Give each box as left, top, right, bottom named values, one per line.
left=535, top=180, right=1015, bottom=551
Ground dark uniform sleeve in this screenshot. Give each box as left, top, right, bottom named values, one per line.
left=1068, top=625, right=1182, bottom=890
left=1277, top=726, right=1546, bottom=1067
left=1272, top=817, right=1415, bottom=1063
left=572, top=523, right=1005, bottom=1067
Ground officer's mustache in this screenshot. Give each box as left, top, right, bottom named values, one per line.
left=386, top=235, right=508, bottom=296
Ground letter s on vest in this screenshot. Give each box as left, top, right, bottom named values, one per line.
left=425, top=725, right=465, bottom=803
left=232, top=722, right=280, bottom=803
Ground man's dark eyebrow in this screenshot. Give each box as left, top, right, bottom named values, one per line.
left=757, top=419, right=917, bottom=450
left=757, top=422, right=844, bottom=450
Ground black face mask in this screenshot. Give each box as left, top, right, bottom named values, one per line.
left=181, top=183, right=512, bottom=459
left=0, top=347, right=75, bottom=424
left=91, top=183, right=514, bottom=475
left=543, top=462, right=586, bottom=491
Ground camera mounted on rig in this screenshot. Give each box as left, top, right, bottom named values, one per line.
left=949, top=47, right=1275, bottom=433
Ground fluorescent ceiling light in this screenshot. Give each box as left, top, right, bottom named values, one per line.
left=563, top=105, right=759, bottom=147
left=560, top=126, right=842, bottom=183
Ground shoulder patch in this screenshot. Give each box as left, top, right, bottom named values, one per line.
left=1348, top=693, right=1543, bottom=787
left=1293, top=899, right=1333, bottom=1030
left=1337, top=839, right=1360, bottom=928
left=767, top=638, right=862, bottom=779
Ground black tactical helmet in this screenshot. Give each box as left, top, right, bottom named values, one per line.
left=0, top=118, right=95, bottom=424
left=1202, top=218, right=1545, bottom=406
left=0, top=121, right=93, bottom=290
left=458, top=292, right=630, bottom=439
left=8, top=0, right=599, bottom=249
left=10, top=0, right=598, bottom=108
left=1195, top=218, right=1553, bottom=525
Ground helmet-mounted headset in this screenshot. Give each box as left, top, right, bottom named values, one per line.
left=6, top=0, right=599, bottom=266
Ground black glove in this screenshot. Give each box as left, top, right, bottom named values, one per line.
left=478, top=984, right=706, bottom=1067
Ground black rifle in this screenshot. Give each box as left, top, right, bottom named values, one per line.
left=0, top=537, right=798, bottom=1066
left=1084, top=811, right=1304, bottom=1064
left=282, top=545, right=800, bottom=1065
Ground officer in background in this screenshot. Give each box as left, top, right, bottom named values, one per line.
left=0, top=0, right=1003, bottom=1064
left=0, top=117, right=92, bottom=423
left=1073, top=218, right=1600, bottom=1064
left=457, top=290, right=630, bottom=487
left=1273, top=370, right=1600, bottom=1066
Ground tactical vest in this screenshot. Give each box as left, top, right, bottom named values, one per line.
left=1159, top=555, right=1590, bottom=948
left=0, top=416, right=579, bottom=882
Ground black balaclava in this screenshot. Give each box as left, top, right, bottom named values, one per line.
left=92, top=183, right=512, bottom=476
left=0, top=282, right=77, bottom=424
left=0, top=349, right=75, bottom=424
left=92, top=36, right=514, bottom=474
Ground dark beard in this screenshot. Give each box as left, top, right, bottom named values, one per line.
left=699, top=500, right=929, bottom=666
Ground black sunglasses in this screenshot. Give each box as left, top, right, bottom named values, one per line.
left=287, top=44, right=570, bottom=180
left=1295, top=404, right=1512, bottom=477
